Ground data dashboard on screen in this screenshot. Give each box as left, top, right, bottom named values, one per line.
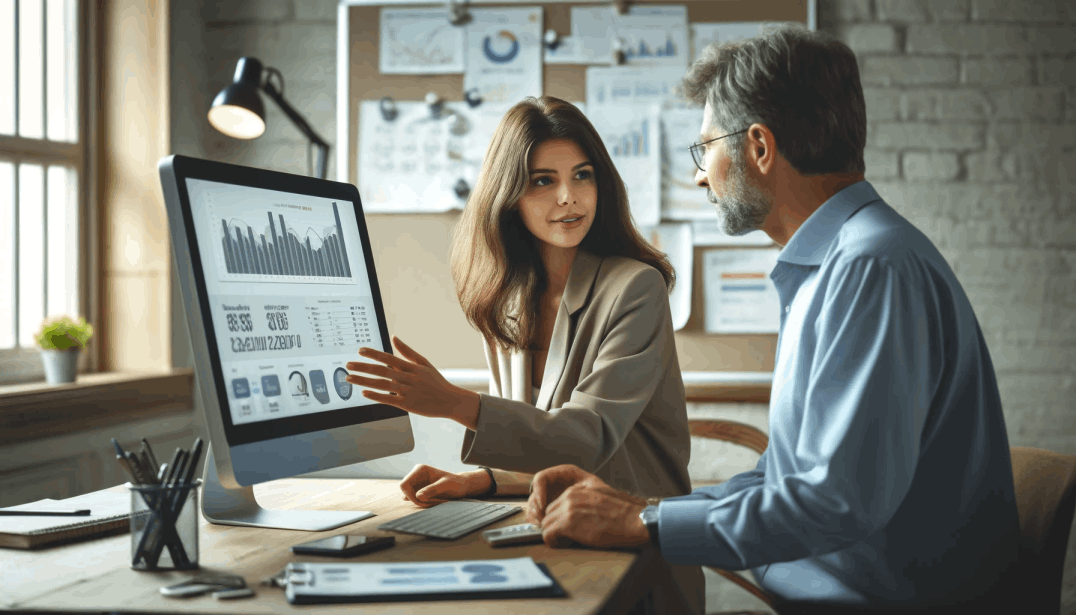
left=185, top=178, right=385, bottom=426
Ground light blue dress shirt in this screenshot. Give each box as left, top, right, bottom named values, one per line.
left=657, top=181, right=1019, bottom=608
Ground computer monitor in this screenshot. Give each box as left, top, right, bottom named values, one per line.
left=159, top=155, right=414, bottom=531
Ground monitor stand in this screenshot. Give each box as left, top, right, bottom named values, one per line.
left=201, top=447, right=374, bottom=531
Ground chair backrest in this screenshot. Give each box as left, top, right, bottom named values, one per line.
left=688, top=419, right=769, bottom=455
left=1009, top=446, right=1076, bottom=613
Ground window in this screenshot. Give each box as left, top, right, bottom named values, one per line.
left=0, top=0, right=89, bottom=385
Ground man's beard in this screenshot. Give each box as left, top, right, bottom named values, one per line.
left=707, top=156, right=772, bottom=236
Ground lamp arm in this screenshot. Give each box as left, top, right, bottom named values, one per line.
left=261, top=81, right=331, bottom=179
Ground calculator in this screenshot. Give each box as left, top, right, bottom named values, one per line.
left=481, top=523, right=545, bottom=547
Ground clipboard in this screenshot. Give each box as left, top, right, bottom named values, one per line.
left=285, top=559, right=567, bottom=604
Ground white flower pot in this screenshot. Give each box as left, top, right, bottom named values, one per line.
left=40, top=349, right=80, bottom=384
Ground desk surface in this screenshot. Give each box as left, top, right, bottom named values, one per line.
left=1, top=478, right=686, bottom=614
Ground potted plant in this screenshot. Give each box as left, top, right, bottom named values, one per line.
left=35, top=316, right=94, bottom=385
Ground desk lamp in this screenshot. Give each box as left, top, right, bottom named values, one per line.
left=208, top=57, right=331, bottom=179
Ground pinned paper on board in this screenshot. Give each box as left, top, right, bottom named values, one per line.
left=379, top=9, right=466, bottom=74
left=661, top=107, right=714, bottom=220
left=703, top=248, right=781, bottom=334
left=357, top=100, right=513, bottom=213
left=588, top=105, right=662, bottom=228
left=571, top=5, right=689, bottom=68
left=464, top=8, right=543, bottom=103
left=691, top=22, right=767, bottom=61
left=586, top=67, right=685, bottom=107
left=644, top=222, right=693, bottom=330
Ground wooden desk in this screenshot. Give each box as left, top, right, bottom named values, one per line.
left=0, top=479, right=690, bottom=613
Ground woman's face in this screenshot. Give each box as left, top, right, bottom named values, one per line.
left=516, top=139, right=598, bottom=255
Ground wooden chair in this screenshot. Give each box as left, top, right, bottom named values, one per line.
left=688, top=419, right=777, bottom=615
left=1008, top=446, right=1076, bottom=613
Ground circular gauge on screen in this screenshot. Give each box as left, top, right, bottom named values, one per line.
left=333, top=367, right=353, bottom=400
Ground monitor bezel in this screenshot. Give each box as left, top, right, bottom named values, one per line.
left=167, top=156, right=405, bottom=447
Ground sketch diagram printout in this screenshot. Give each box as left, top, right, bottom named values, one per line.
left=185, top=178, right=388, bottom=426
left=379, top=9, right=466, bottom=74
left=464, top=8, right=543, bottom=103
left=588, top=105, right=662, bottom=228
left=662, top=107, right=713, bottom=220
left=358, top=100, right=513, bottom=213
left=703, top=248, right=781, bottom=334
left=572, top=5, right=689, bottom=68
left=644, top=222, right=692, bottom=330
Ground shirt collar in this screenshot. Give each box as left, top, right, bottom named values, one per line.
left=776, top=180, right=883, bottom=266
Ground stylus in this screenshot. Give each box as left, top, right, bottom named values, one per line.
left=0, top=510, right=91, bottom=516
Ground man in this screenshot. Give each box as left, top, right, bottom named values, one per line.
left=526, top=25, right=1020, bottom=613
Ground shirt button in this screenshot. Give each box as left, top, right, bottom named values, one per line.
left=785, top=305, right=790, bottom=314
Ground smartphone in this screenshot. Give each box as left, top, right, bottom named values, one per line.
left=290, top=534, right=395, bottom=558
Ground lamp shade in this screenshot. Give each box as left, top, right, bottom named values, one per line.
left=208, top=57, right=266, bottom=139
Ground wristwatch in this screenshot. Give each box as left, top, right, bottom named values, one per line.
left=638, top=505, right=660, bottom=547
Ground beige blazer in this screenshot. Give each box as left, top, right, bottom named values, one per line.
left=461, top=250, right=692, bottom=499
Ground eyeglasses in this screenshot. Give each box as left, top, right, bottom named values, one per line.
left=688, top=129, right=749, bottom=173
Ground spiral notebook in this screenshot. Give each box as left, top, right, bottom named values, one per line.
left=0, top=488, right=131, bottom=550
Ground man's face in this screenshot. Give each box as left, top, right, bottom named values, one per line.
left=694, top=103, right=773, bottom=237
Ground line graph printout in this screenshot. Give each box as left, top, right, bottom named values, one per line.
left=588, top=105, right=661, bottom=227
left=662, top=107, right=714, bottom=220
left=380, top=9, right=466, bottom=74
left=217, top=203, right=354, bottom=282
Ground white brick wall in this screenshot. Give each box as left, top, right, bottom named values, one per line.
left=825, top=2, right=1076, bottom=610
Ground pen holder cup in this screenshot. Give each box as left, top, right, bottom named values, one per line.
left=128, top=480, right=201, bottom=571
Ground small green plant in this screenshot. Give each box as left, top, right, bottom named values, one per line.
left=35, top=316, right=94, bottom=351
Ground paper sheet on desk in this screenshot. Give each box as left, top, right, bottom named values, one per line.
left=0, top=489, right=130, bottom=534
left=285, top=557, right=554, bottom=597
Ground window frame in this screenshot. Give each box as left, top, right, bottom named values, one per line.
left=0, top=0, right=97, bottom=385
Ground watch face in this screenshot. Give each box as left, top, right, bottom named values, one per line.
left=639, top=506, right=659, bottom=525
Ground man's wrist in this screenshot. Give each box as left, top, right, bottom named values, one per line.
left=638, top=505, right=660, bottom=548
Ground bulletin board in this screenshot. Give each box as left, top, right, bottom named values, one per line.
left=337, top=0, right=814, bottom=374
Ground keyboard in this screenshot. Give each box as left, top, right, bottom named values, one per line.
left=378, top=500, right=521, bottom=540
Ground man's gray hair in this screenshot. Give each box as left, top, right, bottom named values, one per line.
left=680, top=24, right=866, bottom=176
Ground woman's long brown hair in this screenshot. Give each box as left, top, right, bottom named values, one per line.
left=448, top=96, right=674, bottom=352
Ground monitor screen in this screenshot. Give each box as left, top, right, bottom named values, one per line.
left=175, top=173, right=402, bottom=446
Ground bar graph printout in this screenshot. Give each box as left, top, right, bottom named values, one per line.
left=587, top=105, right=661, bottom=227
left=185, top=178, right=387, bottom=426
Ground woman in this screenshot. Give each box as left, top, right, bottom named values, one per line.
left=346, top=96, right=691, bottom=510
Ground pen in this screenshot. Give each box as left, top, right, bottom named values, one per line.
left=0, top=509, right=91, bottom=516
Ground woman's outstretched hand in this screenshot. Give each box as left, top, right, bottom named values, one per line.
left=345, top=336, right=481, bottom=430
left=399, top=464, right=492, bottom=507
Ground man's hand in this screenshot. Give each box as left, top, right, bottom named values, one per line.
left=527, top=464, right=651, bottom=549
left=526, top=464, right=596, bottom=525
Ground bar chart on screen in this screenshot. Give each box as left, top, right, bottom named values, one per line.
left=213, top=202, right=355, bottom=284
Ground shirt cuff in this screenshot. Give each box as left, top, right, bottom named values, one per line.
left=656, top=498, right=720, bottom=566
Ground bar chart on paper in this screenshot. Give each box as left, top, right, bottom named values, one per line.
left=216, top=202, right=354, bottom=283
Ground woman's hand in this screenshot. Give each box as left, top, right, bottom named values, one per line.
left=399, top=464, right=492, bottom=507
left=345, top=336, right=481, bottom=430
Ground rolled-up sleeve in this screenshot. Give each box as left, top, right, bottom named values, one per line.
left=658, top=255, right=937, bottom=569
left=461, top=268, right=671, bottom=473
